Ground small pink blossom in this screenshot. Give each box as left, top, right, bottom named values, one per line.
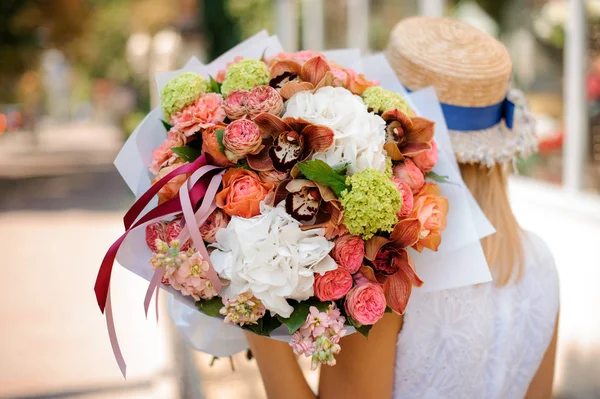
left=391, top=177, right=414, bottom=218
left=220, top=292, right=266, bottom=326
left=150, top=130, right=186, bottom=175
left=411, top=140, right=438, bottom=173
left=290, top=331, right=316, bottom=356
left=167, top=252, right=217, bottom=301
left=300, top=306, right=331, bottom=338
left=170, top=93, right=226, bottom=137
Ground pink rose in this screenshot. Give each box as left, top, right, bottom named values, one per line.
left=246, top=86, right=283, bottom=118
left=145, top=221, right=167, bottom=251
left=149, top=130, right=186, bottom=175
left=391, top=177, right=414, bottom=218
left=332, top=234, right=365, bottom=274
left=344, top=282, right=386, bottom=326
left=223, top=119, right=263, bottom=162
left=411, top=140, right=438, bottom=173
left=393, top=158, right=425, bottom=194
left=170, top=93, right=226, bottom=136
left=313, top=268, right=353, bottom=301
left=199, top=209, right=229, bottom=243
left=224, top=90, right=250, bottom=120
left=267, top=50, right=325, bottom=65
left=165, top=219, right=191, bottom=251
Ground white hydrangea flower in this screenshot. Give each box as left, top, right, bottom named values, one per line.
left=210, top=202, right=336, bottom=318
left=283, top=86, right=387, bottom=175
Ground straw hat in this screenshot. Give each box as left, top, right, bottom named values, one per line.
left=387, top=16, right=537, bottom=167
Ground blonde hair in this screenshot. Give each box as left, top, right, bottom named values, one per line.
left=459, top=163, right=524, bottom=286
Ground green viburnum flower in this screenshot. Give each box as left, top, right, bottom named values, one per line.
left=362, top=86, right=412, bottom=115
left=340, top=168, right=402, bottom=240
left=160, top=72, right=208, bottom=120
left=384, top=157, right=393, bottom=178
left=221, top=59, right=270, bottom=97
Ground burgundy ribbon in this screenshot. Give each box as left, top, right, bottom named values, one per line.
left=97, top=155, right=227, bottom=378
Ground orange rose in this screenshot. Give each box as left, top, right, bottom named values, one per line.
left=215, top=169, right=275, bottom=218
left=202, top=125, right=234, bottom=167
left=152, top=160, right=190, bottom=205
left=409, top=183, right=448, bottom=252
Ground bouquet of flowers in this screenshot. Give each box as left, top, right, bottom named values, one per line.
left=97, top=32, right=493, bottom=376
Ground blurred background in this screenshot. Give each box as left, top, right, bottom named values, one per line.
left=0, top=0, right=598, bottom=398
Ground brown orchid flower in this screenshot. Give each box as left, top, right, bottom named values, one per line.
left=361, top=218, right=424, bottom=314
left=247, top=113, right=334, bottom=172
left=268, top=178, right=345, bottom=239
left=269, top=56, right=335, bottom=100
left=382, top=109, right=435, bottom=161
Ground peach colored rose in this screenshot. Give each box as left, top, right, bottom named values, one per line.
left=152, top=160, right=190, bottom=204
left=145, top=221, right=167, bottom=251
left=344, top=282, right=386, bottom=325
left=258, top=169, right=290, bottom=183
left=170, top=93, right=226, bottom=137
left=215, top=169, right=275, bottom=218
left=201, top=125, right=234, bottom=167
left=391, top=177, right=414, bottom=218
left=267, top=50, right=325, bottom=65
left=332, top=234, right=365, bottom=274
left=165, top=218, right=191, bottom=250
left=224, top=90, right=250, bottom=120
left=150, top=130, right=186, bottom=175
left=393, top=158, right=424, bottom=194
left=223, top=119, right=263, bottom=162
left=199, top=209, right=229, bottom=243
left=313, top=268, right=353, bottom=301
left=410, top=183, right=449, bottom=252
left=411, top=140, right=438, bottom=173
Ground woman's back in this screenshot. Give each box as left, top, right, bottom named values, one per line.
left=394, top=231, right=560, bottom=399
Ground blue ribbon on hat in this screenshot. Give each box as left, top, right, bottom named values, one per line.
left=441, top=97, right=515, bottom=131
left=406, top=87, right=515, bottom=131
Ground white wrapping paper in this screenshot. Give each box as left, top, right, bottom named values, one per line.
left=113, top=38, right=494, bottom=357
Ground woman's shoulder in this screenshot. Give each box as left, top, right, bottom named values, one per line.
left=520, top=230, right=559, bottom=278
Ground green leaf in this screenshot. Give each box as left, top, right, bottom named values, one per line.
left=214, top=129, right=226, bottom=155
left=196, top=297, right=224, bottom=317
left=244, top=314, right=282, bottom=336
left=333, top=163, right=349, bottom=176
left=208, top=75, right=222, bottom=94
left=235, top=159, right=252, bottom=170
left=385, top=306, right=393, bottom=314
left=347, top=315, right=373, bottom=338
left=161, top=119, right=173, bottom=131
left=277, top=299, right=331, bottom=334
left=171, top=146, right=202, bottom=162
left=296, top=160, right=349, bottom=197
left=425, top=171, right=449, bottom=183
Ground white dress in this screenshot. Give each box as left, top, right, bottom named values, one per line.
left=394, top=231, right=560, bottom=399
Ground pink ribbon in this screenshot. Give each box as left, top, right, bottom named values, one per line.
left=144, top=267, right=165, bottom=320
left=105, top=288, right=126, bottom=378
